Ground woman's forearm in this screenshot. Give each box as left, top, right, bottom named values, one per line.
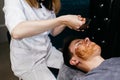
left=11, top=15, right=85, bottom=39
left=11, top=18, right=63, bottom=39
left=51, top=24, right=66, bottom=37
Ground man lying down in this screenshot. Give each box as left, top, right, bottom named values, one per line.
left=57, top=36, right=120, bottom=80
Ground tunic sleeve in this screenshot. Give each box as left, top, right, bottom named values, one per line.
left=3, top=0, right=26, bottom=33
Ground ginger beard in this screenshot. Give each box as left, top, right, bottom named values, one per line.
left=75, top=41, right=101, bottom=60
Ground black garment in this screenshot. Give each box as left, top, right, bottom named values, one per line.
left=48, top=67, right=59, bottom=78
left=87, top=0, right=120, bottom=59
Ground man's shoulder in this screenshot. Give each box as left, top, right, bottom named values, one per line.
left=58, top=64, right=80, bottom=76
left=74, top=57, right=120, bottom=80
left=57, top=64, right=85, bottom=80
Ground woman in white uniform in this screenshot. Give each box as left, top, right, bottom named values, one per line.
left=3, top=0, right=86, bottom=80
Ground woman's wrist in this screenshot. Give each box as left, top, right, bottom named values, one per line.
left=57, top=15, right=68, bottom=26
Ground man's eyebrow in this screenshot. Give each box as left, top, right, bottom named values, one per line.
left=74, top=39, right=82, bottom=45
left=75, top=40, right=80, bottom=44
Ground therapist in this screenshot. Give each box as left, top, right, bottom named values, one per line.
left=3, top=0, right=86, bottom=80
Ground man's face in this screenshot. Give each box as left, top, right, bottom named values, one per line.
left=69, top=37, right=101, bottom=60
left=68, top=37, right=101, bottom=71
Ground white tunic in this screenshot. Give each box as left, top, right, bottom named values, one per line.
left=3, top=0, right=63, bottom=79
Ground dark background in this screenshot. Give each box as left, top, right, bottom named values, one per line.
left=50, top=0, right=89, bottom=49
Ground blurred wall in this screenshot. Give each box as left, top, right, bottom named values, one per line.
left=0, top=0, right=4, bottom=25
left=0, top=0, right=8, bottom=43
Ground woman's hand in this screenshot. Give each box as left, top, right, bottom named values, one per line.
left=60, top=15, right=86, bottom=31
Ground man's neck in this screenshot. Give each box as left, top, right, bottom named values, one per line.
left=83, top=56, right=105, bottom=72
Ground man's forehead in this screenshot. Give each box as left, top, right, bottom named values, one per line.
left=69, top=39, right=83, bottom=51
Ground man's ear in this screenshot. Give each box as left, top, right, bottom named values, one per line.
left=69, top=57, right=80, bottom=66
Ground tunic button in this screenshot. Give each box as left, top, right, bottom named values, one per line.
left=100, top=4, right=104, bottom=8
left=101, top=40, right=106, bottom=43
